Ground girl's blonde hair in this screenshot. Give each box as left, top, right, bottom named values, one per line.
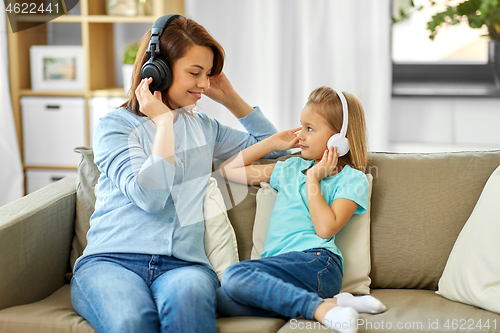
left=306, top=87, right=368, bottom=172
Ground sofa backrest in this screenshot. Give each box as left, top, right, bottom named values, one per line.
left=366, top=150, right=500, bottom=290
left=226, top=151, right=500, bottom=291
left=74, top=148, right=500, bottom=291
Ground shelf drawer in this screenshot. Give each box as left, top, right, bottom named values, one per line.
left=26, top=169, right=77, bottom=194
left=21, top=97, right=85, bottom=167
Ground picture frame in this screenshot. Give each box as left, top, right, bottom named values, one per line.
left=30, top=45, right=85, bottom=91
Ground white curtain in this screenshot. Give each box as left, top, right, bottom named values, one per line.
left=186, top=0, right=392, bottom=152
left=0, top=11, right=24, bottom=206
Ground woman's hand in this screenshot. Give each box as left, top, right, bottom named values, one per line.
left=307, top=146, right=339, bottom=181
left=270, top=127, right=301, bottom=151
left=135, top=77, right=172, bottom=123
left=203, top=72, right=236, bottom=106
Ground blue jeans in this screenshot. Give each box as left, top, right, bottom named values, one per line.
left=216, top=248, right=343, bottom=320
left=71, top=253, right=220, bottom=333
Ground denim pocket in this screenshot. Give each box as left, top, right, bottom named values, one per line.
left=317, top=256, right=343, bottom=298
left=307, top=251, right=322, bottom=264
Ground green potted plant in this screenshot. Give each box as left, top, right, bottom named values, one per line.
left=122, top=41, right=140, bottom=93
left=426, top=0, right=500, bottom=87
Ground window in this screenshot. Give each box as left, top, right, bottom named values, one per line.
left=391, top=0, right=497, bottom=96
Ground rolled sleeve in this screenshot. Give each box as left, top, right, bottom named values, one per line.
left=238, top=106, right=278, bottom=141
left=93, top=114, right=175, bottom=213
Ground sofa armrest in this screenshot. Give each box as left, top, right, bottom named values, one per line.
left=0, top=177, right=76, bottom=311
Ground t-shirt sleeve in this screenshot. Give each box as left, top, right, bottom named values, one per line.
left=330, top=169, right=369, bottom=215
left=270, top=157, right=298, bottom=191
left=269, top=160, right=286, bottom=191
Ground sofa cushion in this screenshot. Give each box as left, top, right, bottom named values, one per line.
left=0, top=284, right=286, bottom=333
left=251, top=182, right=277, bottom=260
left=204, top=177, right=239, bottom=281
left=437, top=165, right=500, bottom=314
left=0, top=285, right=94, bottom=333
left=69, top=147, right=99, bottom=274
left=217, top=317, right=286, bottom=333
left=367, top=150, right=500, bottom=290
left=250, top=174, right=373, bottom=295
left=276, top=289, right=500, bottom=333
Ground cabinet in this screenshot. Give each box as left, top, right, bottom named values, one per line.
left=21, top=97, right=85, bottom=166
left=7, top=0, right=184, bottom=194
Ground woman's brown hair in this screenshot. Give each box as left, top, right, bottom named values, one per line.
left=306, top=87, right=368, bottom=172
left=122, top=17, right=225, bottom=115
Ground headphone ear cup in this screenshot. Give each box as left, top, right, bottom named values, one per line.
left=141, top=57, right=172, bottom=92
left=141, top=61, right=162, bottom=91
left=327, top=134, right=350, bottom=157
left=154, top=57, right=173, bottom=91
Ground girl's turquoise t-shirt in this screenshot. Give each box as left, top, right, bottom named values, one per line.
left=261, top=157, right=369, bottom=269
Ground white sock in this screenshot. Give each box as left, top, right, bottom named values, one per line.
left=322, top=306, right=358, bottom=333
left=334, top=292, right=387, bottom=314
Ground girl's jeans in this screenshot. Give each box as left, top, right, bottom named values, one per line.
left=217, top=248, right=343, bottom=320
left=70, top=253, right=219, bottom=333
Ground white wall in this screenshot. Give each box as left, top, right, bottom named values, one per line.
left=389, top=97, right=500, bottom=153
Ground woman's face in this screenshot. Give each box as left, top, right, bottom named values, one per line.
left=167, top=45, right=214, bottom=110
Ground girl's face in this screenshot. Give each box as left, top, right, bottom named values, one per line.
left=297, top=105, right=335, bottom=161
left=167, top=45, right=214, bottom=110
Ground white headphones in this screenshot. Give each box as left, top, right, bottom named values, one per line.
left=326, top=89, right=350, bottom=157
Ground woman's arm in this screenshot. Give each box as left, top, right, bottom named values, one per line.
left=136, top=77, right=175, bottom=165
left=93, top=113, right=176, bottom=214
left=218, top=128, right=300, bottom=185
left=203, top=72, right=252, bottom=119
left=92, top=78, right=178, bottom=214
left=306, top=147, right=358, bottom=239
left=203, top=72, right=289, bottom=159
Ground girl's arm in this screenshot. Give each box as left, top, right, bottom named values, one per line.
left=218, top=127, right=300, bottom=185
left=306, top=147, right=359, bottom=239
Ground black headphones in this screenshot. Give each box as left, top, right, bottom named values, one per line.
left=141, top=14, right=182, bottom=91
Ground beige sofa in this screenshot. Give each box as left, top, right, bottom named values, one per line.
left=1, top=149, right=500, bottom=333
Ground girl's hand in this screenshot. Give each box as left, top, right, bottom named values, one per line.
left=203, top=72, right=237, bottom=106
left=307, top=146, right=339, bottom=181
left=270, top=127, right=301, bottom=151
left=135, top=77, right=172, bottom=122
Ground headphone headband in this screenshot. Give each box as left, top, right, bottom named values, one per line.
left=332, top=89, right=348, bottom=138
left=147, top=14, right=181, bottom=58
left=326, top=88, right=350, bottom=157
left=141, top=14, right=182, bottom=92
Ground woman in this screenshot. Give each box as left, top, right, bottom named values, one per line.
left=70, top=15, right=287, bottom=333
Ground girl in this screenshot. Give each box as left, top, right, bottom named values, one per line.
left=70, top=16, right=288, bottom=333
left=217, top=87, right=386, bottom=333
